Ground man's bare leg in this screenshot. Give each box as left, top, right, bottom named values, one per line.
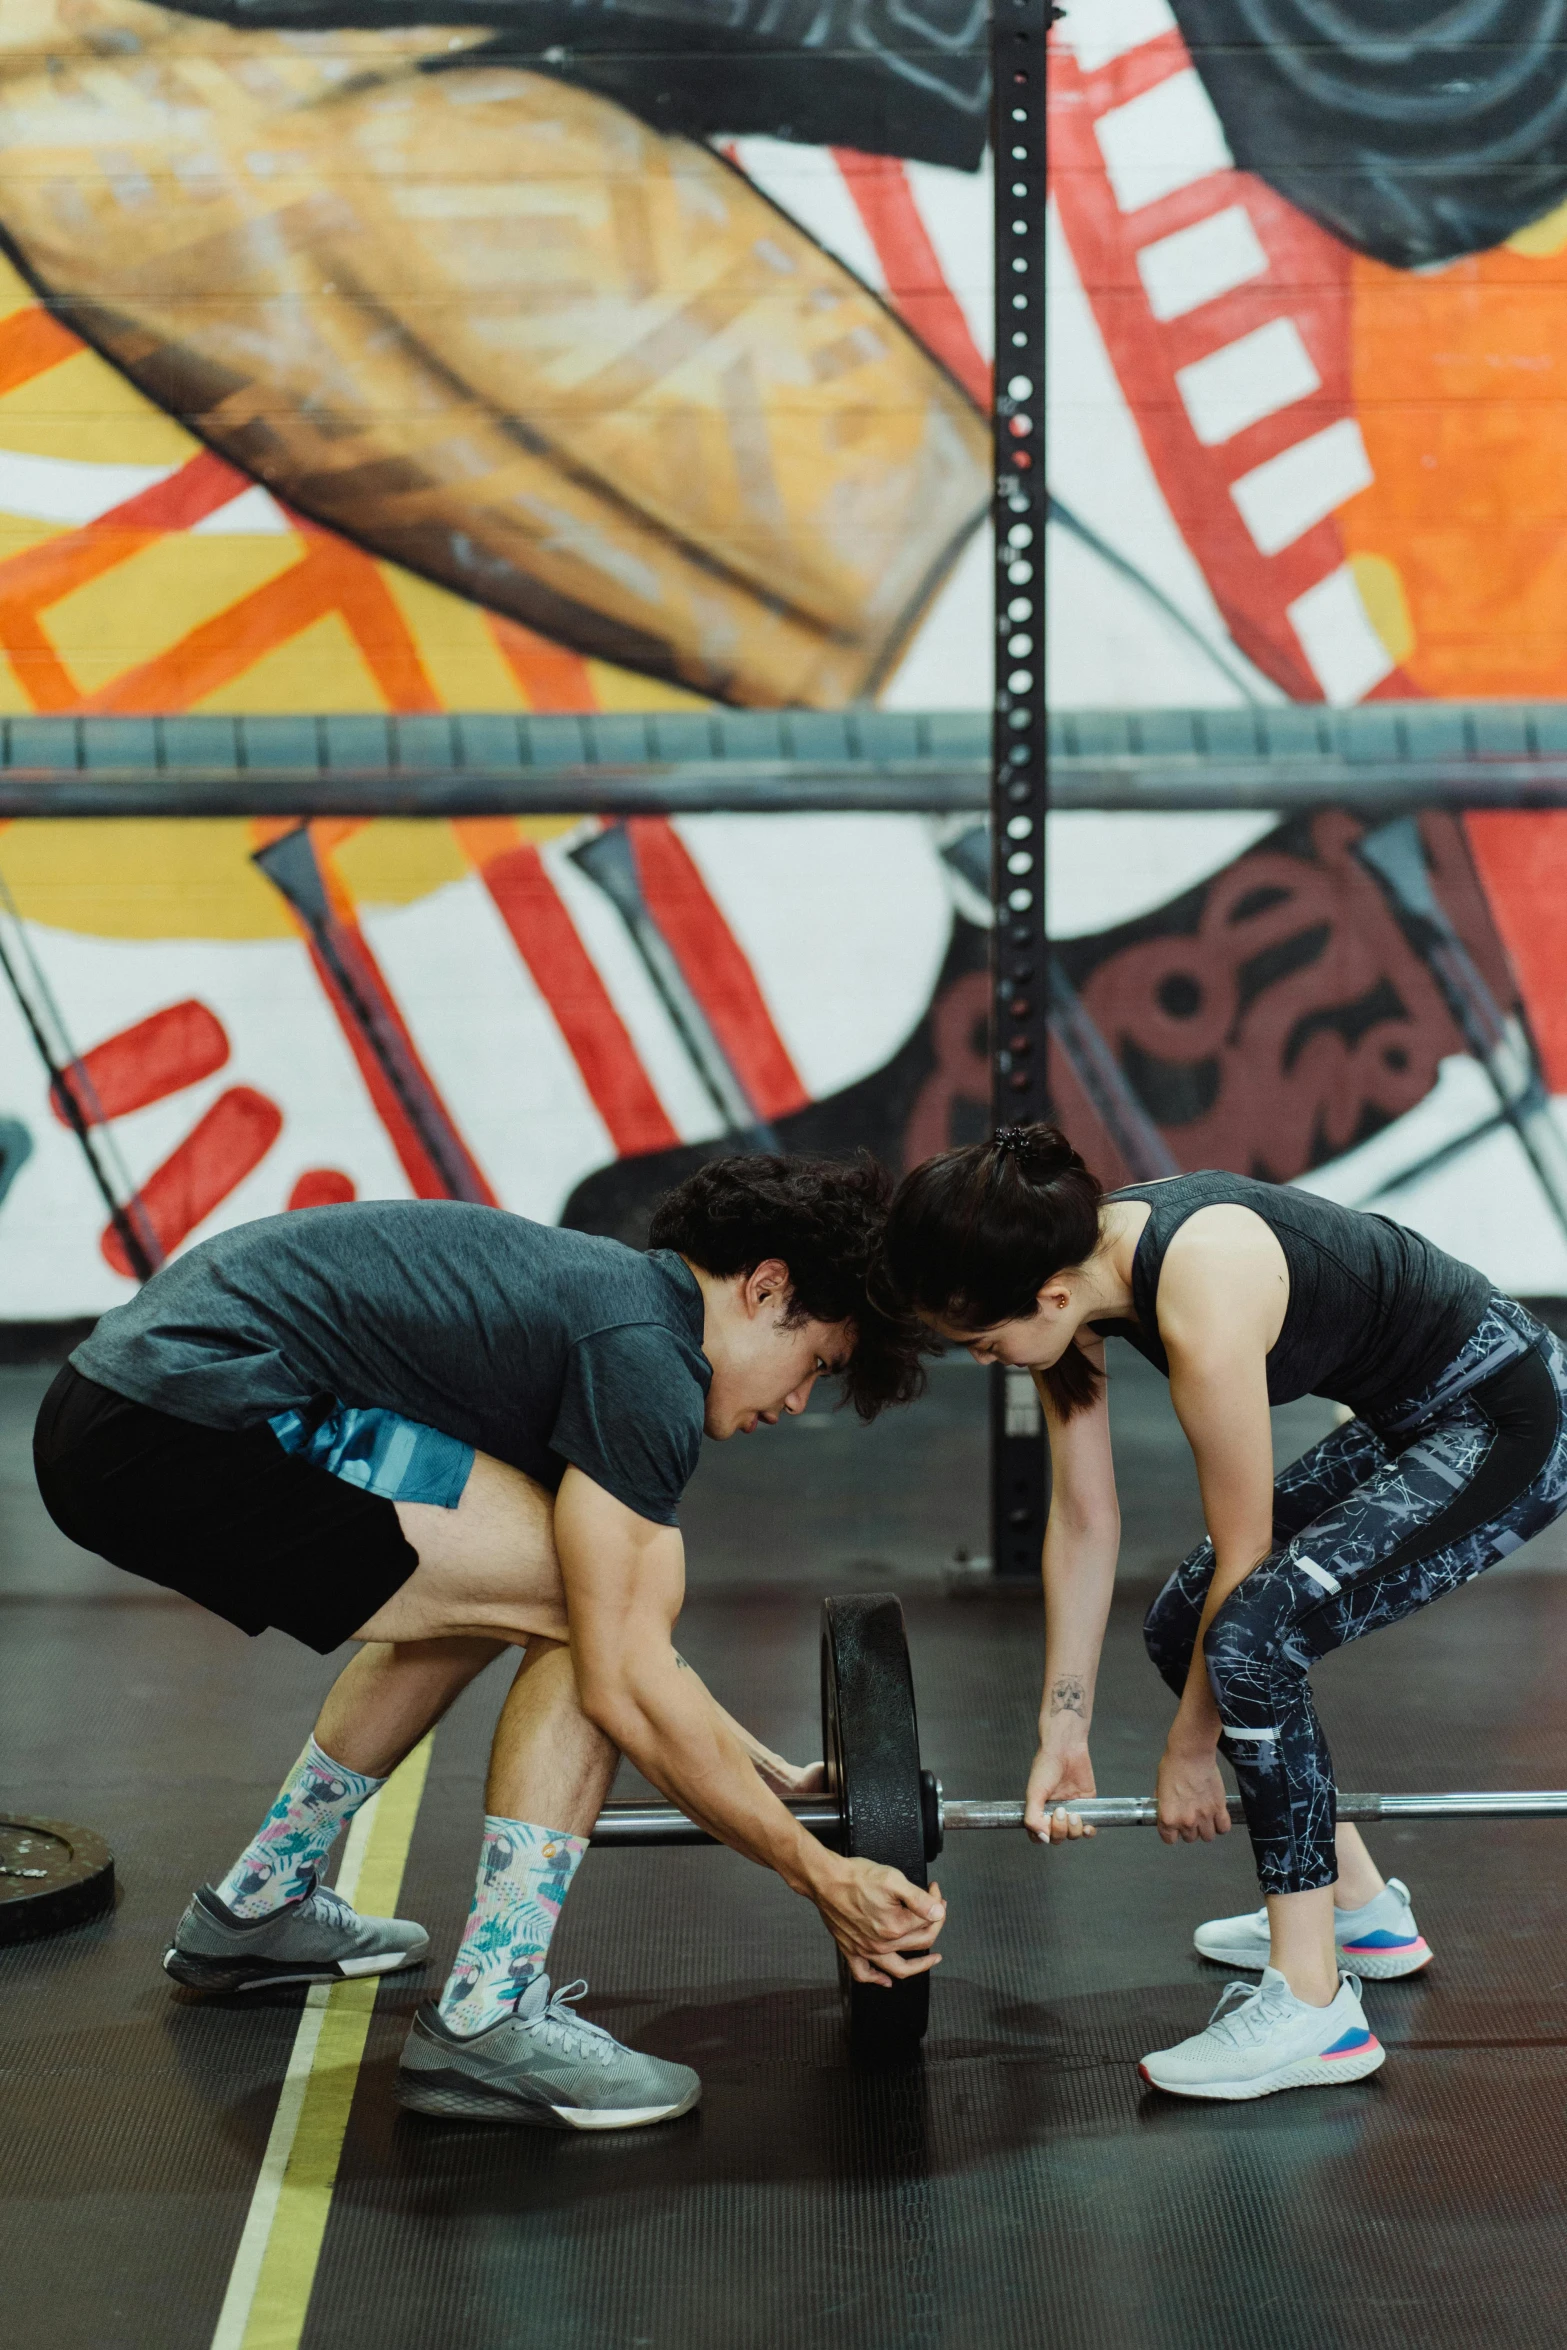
left=315, top=1637, right=507, bottom=1780
left=401, top=1631, right=701, bottom=2121
left=483, top=1636, right=620, bottom=1836
left=193, top=1454, right=562, bottom=1933
left=430, top=1636, right=621, bottom=2037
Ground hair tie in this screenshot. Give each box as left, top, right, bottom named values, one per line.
left=993, top=1126, right=1030, bottom=1154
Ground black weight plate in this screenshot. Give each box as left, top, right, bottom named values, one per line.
left=820, top=1594, right=930, bottom=2068
left=0, top=1816, right=115, bottom=1946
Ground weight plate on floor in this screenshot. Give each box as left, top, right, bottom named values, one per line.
left=0, top=1816, right=114, bottom=1946
left=820, top=1593, right=930, bottom=2068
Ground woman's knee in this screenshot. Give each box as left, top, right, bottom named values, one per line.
left=1203, top=1575, right=1291, bottom=1710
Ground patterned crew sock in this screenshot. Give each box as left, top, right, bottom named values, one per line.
left=213, top=1736, right=384, bottom=1920
left=437, top=1816, right=588, bottom=2037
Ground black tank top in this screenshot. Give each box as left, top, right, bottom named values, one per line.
left=1095, top=1172, right=1491, bottom=1417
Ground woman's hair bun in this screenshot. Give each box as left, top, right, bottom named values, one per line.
left=991, top=1123, right=1085, bottom=1183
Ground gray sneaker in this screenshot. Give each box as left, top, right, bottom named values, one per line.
left=163, top=1878, right=430, bottom=1993
left=396, top=1974, right=701, bottom=2130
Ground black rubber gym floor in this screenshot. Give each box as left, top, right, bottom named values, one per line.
left=6, top=1351, right=1567, bottom=2350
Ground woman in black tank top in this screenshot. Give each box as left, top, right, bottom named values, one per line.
left=884, top=1124, right=1567, bottom=2102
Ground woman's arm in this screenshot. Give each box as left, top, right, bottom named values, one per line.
left=1156, top=1205, right=1285, bottom=1842
left=1026, top=1336, right=1121, bottom=1844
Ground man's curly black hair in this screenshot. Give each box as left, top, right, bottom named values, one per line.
left=646, top=1152, right=928, bottom=1421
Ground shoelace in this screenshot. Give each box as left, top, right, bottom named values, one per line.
left=299, top=1879, right=355, bottom=1929
left=525, top=1979, right=619, bottom=2067
left=1201, top=1975, right=1358, bottom=2050
left=1202, top=1979, right=1288, bottom=2050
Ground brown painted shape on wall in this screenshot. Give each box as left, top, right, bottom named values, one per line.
left=0, top=2, right=988, bottom=709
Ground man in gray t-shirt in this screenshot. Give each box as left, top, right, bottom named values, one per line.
left=73, top=1204, right=718, bottom=1530
left=36, top=1154, right=945, bottom=2129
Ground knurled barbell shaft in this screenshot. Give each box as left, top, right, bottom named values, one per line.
left=590, top=1788, right=1567, bottom=1845
left=931, top=1791, right=1567, bottom=1828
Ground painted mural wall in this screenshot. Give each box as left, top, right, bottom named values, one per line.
left=1045, top=0, right=1567, bottom=1296
left=1, top=0, right=1566, bottom=1317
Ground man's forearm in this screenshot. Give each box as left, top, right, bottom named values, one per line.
left=585, top=1657, right=828, bottom=1895
left=673, top=1653, right=799, bottom=1785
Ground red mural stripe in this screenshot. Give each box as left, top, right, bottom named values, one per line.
left=303, top=925, right=499, bottom=1205
left=95, top=448, right=250, bottom=535
left=288, top=1167, right=357, bottom=1210
left=0, top=306, right=81, bottom=399
left=1464, top=813, right=1567, bottom=1093
left=831, top=149, right=991, bottom=409
left=627, top=819, right=809, bottom=1122
left=477, top=840, right=680, bottom=1155
left=100, top=1085, right=283, bottom=1276
left=52, top=998, right=229, bottom=1128
left=1045, top=36, right=1418, bottom=707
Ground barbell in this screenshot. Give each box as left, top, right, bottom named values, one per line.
left=590, top=1591, right=1567, bottom=2067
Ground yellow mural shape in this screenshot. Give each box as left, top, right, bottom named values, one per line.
left=0, top=820, right=297, bottom=939
left=0, top=814, right=589, bottom=937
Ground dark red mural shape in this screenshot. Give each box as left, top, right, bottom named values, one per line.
left=101, top=1085, right=283, bottom=1274
left=1069, top=811, right=1512, bottom=1183
left=52, top=998, right=229, bottom=1127
left=903, top=968, right=989, bottom=1169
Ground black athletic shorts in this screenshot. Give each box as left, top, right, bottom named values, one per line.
left=33, top=1364, right=419, bottom=1654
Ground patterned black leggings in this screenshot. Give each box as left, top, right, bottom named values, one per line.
left=1142, top=1300, right=1567, bottom=1895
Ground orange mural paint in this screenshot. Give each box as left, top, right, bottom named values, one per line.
left=486, top=619, right=597, bottom=716
left=1464, top=814, right=1567, bottom=1092
left=100, top=1085, right=283, bottom=1276
left=0, top=303, right=80, bottom=399
left=1342, top=242, right=1567, bottom=699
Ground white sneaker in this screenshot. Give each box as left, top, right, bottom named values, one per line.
left=1193, top=1878, right=1432, bottom=1980
left=1140, top=1968, right=1385, bottom=2101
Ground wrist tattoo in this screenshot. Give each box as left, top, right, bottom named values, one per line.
left=1048, top=1676, right=1087, bottom=1719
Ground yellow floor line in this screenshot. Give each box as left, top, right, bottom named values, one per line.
left=210, top=1736, right=434, bottom=2350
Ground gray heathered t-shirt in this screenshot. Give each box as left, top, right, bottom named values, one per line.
left=70, top=1203, right=711, bottom=1527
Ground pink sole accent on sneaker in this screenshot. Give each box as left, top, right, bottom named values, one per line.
left=1322, top=2035, right=1382, bottom=2062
